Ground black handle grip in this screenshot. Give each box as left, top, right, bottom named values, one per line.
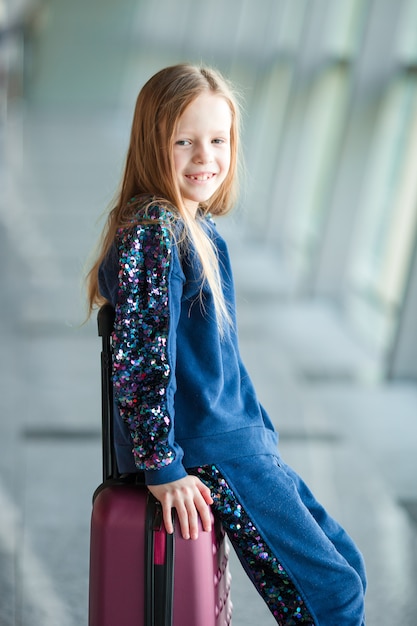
left=97, top=303, right=117, bottom=481
left=97, top=302, right=115, bottom=338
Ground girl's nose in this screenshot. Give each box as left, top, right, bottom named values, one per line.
left=193, top=142, right=212, bottom=164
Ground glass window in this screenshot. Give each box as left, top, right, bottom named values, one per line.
left=243, top=59, right=296, bottom=234
left=346, top=72, right=417, bottom=349
left=322, top=0, right=368, bottom=59
left=283, top=62, right=351, bottom=277
left=396, top=0, right=417, bottom=63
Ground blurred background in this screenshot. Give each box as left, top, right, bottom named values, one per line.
left=1, top=0, right=417, bottom=624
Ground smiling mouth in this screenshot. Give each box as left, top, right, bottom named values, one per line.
left=186, top=173, right=216, bottom=181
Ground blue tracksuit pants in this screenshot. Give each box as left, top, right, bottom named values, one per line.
left=191, top=454, right=366, bottom=625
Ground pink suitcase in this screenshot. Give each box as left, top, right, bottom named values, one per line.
left=88, top=304, right=232, bottom=626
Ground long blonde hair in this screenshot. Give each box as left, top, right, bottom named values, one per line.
left=86, top=64, right=241, bottom=332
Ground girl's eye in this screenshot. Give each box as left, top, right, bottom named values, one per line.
left=175, top=140, right=191, bottom=146
left=212, top=138, right=225, bottom=144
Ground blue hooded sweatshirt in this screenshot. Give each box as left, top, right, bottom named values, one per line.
left=98, top=198, right=278, bottom=486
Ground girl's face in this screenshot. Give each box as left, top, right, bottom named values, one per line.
left=173, top=92, right=232, bottom=216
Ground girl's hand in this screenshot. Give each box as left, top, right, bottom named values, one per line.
left=148, top=475, right=213, bottom=540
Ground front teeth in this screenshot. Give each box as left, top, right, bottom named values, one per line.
left=188, top=174, right=213, bottom=181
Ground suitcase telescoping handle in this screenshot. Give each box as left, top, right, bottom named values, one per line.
left=97, top=303, right=174, bottom=626
left=97, top=303, right=117, bottom=482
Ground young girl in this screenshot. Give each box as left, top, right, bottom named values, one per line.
left=87, top=64, right=366, bottom=625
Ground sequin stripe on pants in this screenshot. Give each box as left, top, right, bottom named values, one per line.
left=190, top=465, right=316, bottom=625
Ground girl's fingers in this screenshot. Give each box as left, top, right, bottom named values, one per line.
left=148, top=476, right=213, bottom=540
left=176, top=493, right=205, bottom=540
left=186, top=503, right=200, bottom=540
left=195, top=482, right=213, bottom=532
left=162, top=501, right=174, bottom=536
left=198, top=480, right=214, bottom=505
left=175, top=500, right=191, bottom=540
left=196, top=496, right=212, bottom=534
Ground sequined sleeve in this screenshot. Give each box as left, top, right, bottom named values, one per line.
left=112, top=212, right=180, bottom=472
